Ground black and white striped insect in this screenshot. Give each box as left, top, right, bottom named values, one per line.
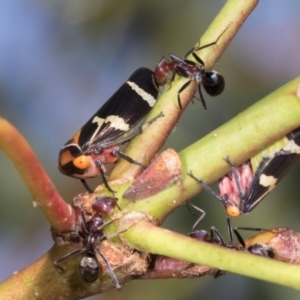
left=189, top=127, right=300, bottom=216
left=58, top=68, right=161, bottom=193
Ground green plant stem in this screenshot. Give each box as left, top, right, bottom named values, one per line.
left=119, top=76, right=300, bottom=290
left=180, top=76, right=300, bottom=199
left=117, top=76, right=300, bottom=222
left=109, top=0, right=259, bottom=183
left=124, top=220, right=300, bottom=289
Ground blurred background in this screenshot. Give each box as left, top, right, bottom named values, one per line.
left=1, top=0, right=300, bottom=299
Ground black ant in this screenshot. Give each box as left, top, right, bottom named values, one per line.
left=53, top=196, right=121, bottom=288
left=154, top=31, right=226, bottom=110
left=189, top=216, right=275, bottom=259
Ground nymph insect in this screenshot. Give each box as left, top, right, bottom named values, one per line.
left=189, top=127, right=300, bottom=216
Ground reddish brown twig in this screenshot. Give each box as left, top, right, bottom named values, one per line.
left=0, top=117, right=76, bottom=231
